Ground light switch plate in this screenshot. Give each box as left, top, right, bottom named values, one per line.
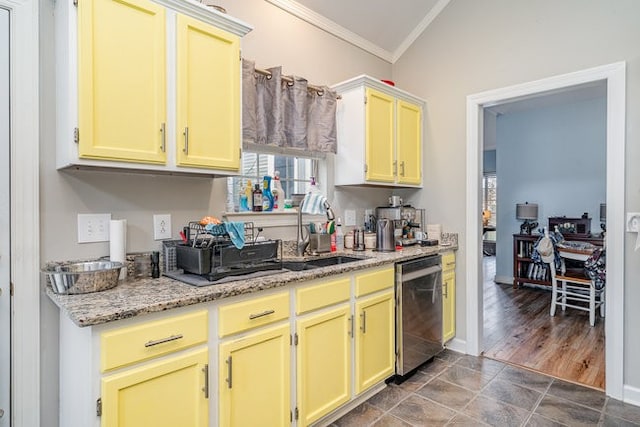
left=153, top=214, right=172, bottom=240
left=78, top=213, right=112, bottom=243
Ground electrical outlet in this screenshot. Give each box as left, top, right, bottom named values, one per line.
left=78, top=213, right=112, bottom=243
left=153, top=214, right=172, bottom=240
left=344, top=209, right=357, bottom=226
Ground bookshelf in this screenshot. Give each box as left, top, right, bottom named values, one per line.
left=512, top=234, right=604, bottom=289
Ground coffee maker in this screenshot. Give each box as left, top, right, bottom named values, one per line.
left=375, top=203, right=423, bottom=246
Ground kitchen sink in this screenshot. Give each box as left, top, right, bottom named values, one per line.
left=282, top=255, right=367, bottom=272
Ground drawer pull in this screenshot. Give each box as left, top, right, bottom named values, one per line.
left=183, top=127, right=189, bottom=154
left=160, top=122, right=166, bottom=152
left=348, top=315, right=354, bottom=337
left=360, top=311, right=367, bottom=334
left=446, top=262, right=455, bottom=268
left=248, top=309, right=275, bottom=320
left=226, top=356, right=233, bottom=389
left=443, top=282, right=448, bottom=298
left=144, top=334, right=184, bottom=348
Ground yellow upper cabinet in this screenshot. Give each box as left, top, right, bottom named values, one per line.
left=333, top=75, right=425, bottom=188
left=396, top=99, right=422, bottom=185
left=176, top=14, right=241, bottom=170
left=365, top=88, right=395, bottom=183
left=78, top=0, right=167, bottom=164
left=56, top=0, right=251, bottom=174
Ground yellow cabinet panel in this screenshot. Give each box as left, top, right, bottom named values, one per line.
left=101, top=348, right=208, bottom=427
left=101, top=310, right=208, bottom=372
left=78, top=0, right=166, bottom=163
left=396, top=100, right=422, bottom=185
left=218, top=291, right=289, bottom=338
left=296, top=276, right=350, bottom=315
left=442, top=251, right=455, bottom=272
left=365, top=88, right=395, bottom=183
left=355, top=290, right=395, bottom=394
left=296, top=305, right=351, bottom=426
left=176, top=14, right=241, bottom=170
left=443, top=270, right=456, bottom=342
left=355, top=266, right=395, bottom=297
left=219, top=323, right=290, bottom=427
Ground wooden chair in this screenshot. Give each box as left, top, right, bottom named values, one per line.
left=548, top=247, right=605, bottom=326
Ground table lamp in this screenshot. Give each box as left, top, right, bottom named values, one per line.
left=516, top=202, right=538, bottom=234
left=600, top=203, right=606, bottom=236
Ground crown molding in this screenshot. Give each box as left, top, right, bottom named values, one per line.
left=265, top=0, right=394, bottom=63
left=392, top=0, right=450, bottom=62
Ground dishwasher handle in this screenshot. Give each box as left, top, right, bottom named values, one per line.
left=400, top=265, right=442, bottom=282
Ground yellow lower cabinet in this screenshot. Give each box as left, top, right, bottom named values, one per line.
left=219, top=323, right=291, bottom=427
left=443, top=270, right=456, bottom=342
left=354, top=290, right=395, bottom=394
left=296, top=305, right=351, bottom=426
left=101, top=347, right=208, bottom=427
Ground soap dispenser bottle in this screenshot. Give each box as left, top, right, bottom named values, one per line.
left=252, top=184, right=263, bottom=212
left=262, top=175, right=274, bottom=211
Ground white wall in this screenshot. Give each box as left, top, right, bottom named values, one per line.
left=494, top=97, right=606, bottom=281
left=392, top=0, right=640, bottom=389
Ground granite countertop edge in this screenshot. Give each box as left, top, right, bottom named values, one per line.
left=46, top=245, right=457, bottom=328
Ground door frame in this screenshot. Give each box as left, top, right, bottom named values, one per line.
left=1, top=0, right=40, bottom=425
left=465, top=62, right=626, bottom=399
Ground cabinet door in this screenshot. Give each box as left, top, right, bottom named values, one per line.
left=355, top=290, right=395, bottom=394
left=78, top=0, right=166, bottom=164
left=101, top=348, right=208, bottom=427
left=296, top=305, right=351, bottom=426
left=365, top=88, right=395, bottom=183
left=219, top=323, right=290, bottom=427
left=442, top=270, right=456, bottom=342
left=176, top=14, right=241, bottom=170
left=396, top=99, right=422, bottom=185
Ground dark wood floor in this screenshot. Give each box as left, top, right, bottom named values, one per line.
left=482, top=256, right=605, bottom=390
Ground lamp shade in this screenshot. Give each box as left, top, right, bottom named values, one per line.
left=600, top=203, right=606, bottom=221
left=516, top=203, right=538, bottom=220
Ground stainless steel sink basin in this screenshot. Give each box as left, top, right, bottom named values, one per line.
left=282, top=255, right=366, bottom=272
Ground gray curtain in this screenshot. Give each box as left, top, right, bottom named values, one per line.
left=242, top=58, right=337, bottom=154
left=307, top=86, right=337, bottom=154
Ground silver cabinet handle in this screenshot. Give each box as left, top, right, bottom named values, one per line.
left=160, top=122, right=166, bottom=152
left=393, top=160, right=397, bottom=176
left=144, top=334, right=184, bottom=347
left=400, top=160, right=405, bottom=177
left=443, top=282, right=448, bottom=298
left=360, top=311, right=367, bottom=334
left=249, top=309, right=275, bottom=320
left=348, top=315, right=354, bottom=337
left=202, top=364, right=209, bottom=398
left=226, top=356, right=233, bottom=389
left=183, top=127, right=189, bottom=154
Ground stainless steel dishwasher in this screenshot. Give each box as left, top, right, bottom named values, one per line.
left=395, top=254, right=443, bottom=379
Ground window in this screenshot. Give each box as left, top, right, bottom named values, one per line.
left=226, top=152, right=316, bottom=212
left=483, top=173, right=497, bottom=226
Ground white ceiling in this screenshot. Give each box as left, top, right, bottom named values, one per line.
left=265, top=0, right=451, bottom=63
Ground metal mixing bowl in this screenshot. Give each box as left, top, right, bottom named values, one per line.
left=42, top=261, right=124, bottom=294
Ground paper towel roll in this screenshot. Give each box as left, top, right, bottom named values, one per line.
left=110, top=219, right=127, bottom=280
left=426, top=224, right=442, bottom=242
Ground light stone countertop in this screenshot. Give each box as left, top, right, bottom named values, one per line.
left=46, top=244, right=457, bottom=328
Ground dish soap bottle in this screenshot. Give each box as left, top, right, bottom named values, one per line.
left=252, top=183, right=263, bottom=212
left=336, top=218, right=344, bottom=252
left=272, top=171, right=285, bottom=211
left=262, top=175, right=274, bottom=211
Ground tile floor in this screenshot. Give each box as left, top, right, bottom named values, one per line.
left=330, top=350, right=640, bottom=427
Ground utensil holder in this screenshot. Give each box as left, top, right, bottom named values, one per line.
left=309, top=234, right=331, bottom=254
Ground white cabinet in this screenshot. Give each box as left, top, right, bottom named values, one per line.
left=55, top=0, right=251, bottom=176
left=332, top=75, right=425, bottom=187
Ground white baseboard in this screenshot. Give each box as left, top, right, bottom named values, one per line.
left=624, top=384, right=640, bottom=407
left=494, top=275, right=512, bottom=285
left=445, top=337, right=466, bottom=354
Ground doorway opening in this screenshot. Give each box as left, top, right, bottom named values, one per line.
left=465, top=62, right=626, bottom=399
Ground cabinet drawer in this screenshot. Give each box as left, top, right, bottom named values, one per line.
left=442, top=251, right=455, bottom=272
left=101, top=310, right=208, bottom=372
left=219, top=291, right=289, bottom=337
left=296, top=276, right=350, bottom=315
left=354, top=266, right=394, bottom=297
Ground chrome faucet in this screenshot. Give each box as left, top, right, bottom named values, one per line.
left=296, top=197, right=336, bottom=256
